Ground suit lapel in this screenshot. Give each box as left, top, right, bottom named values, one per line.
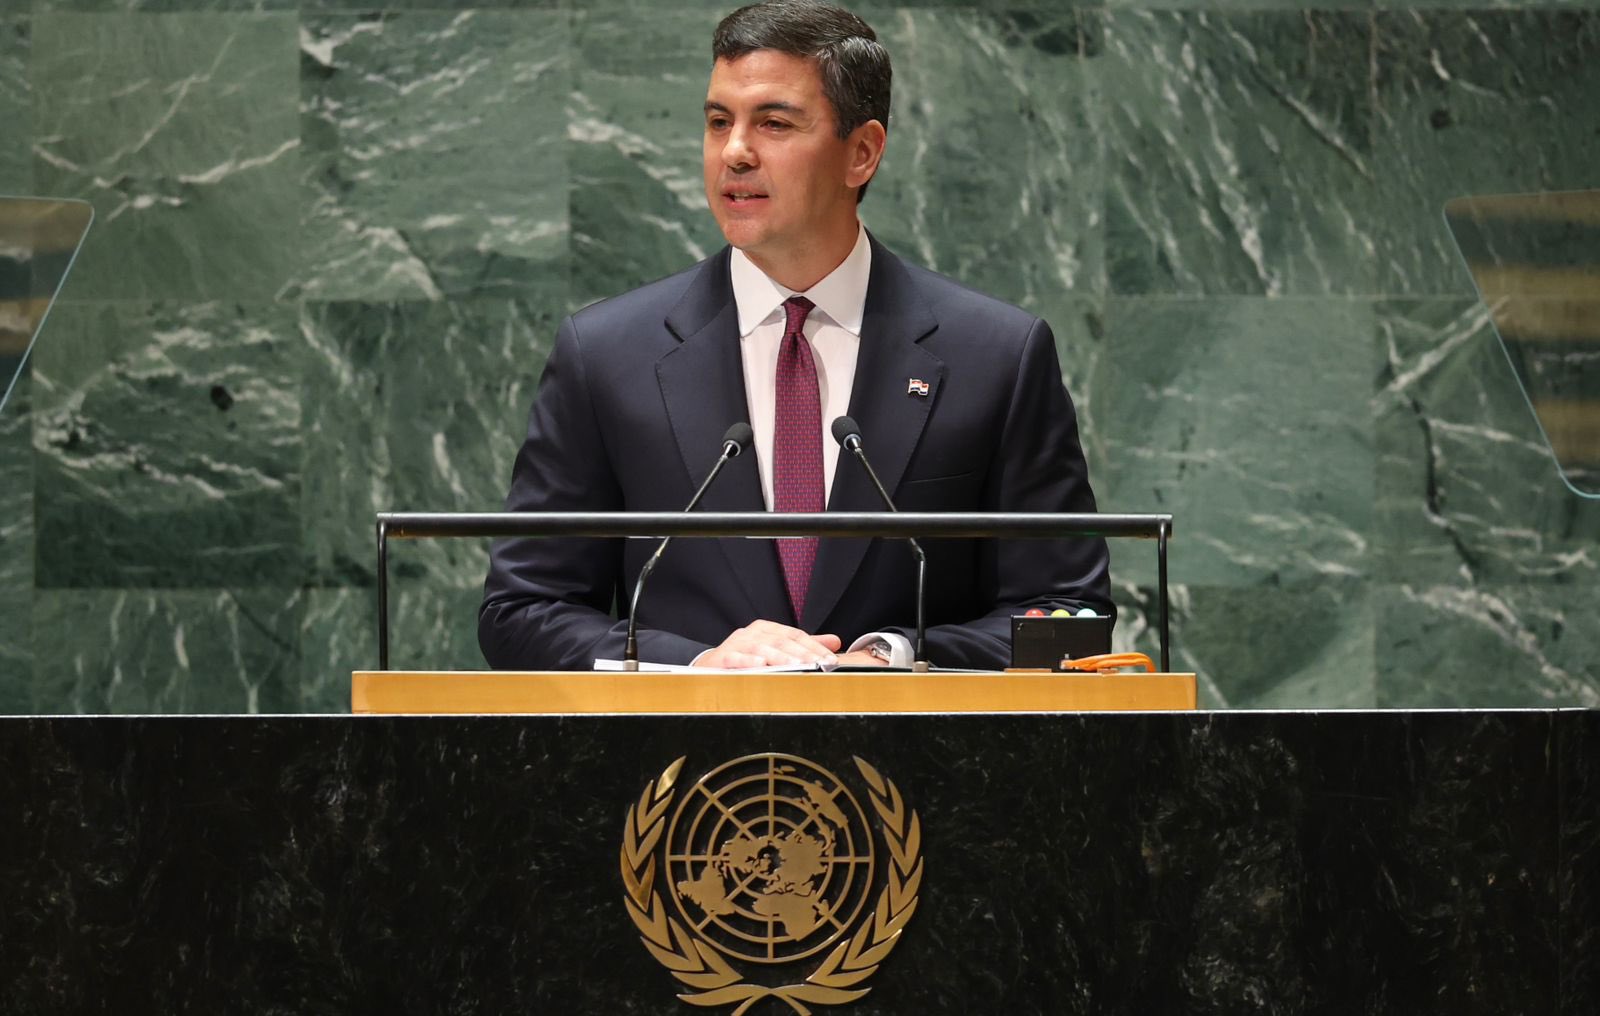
left=802, top=238, right=944, bottom=633
left=658, top=249, right=792, bottom=623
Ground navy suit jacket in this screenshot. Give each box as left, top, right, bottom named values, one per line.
left=479, top=236, right=1112, bottom=671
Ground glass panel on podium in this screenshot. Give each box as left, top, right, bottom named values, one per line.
left=1, top=197, right=94, bottom=692
left=1445, top=190, right=1600, bottom=498
left=1, top=197, right=93, bottom=413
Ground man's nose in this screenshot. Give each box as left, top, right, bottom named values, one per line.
left=722, top=127, right=757, bottom=170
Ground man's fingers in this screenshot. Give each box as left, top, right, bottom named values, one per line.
left=754, top=637, right=832, bottom=667
left=738, top=624, right=837, bottom=658
left=700, top=619, right=845, bottom=670
left=740, top=620, right=817, bottom=642
left=701, top=648, right=768, bottom=669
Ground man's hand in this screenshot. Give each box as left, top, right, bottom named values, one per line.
left=696, top=620, right=843, bottom=670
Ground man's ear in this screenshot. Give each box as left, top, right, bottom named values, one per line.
left=845, top=119, right=887, bottom=191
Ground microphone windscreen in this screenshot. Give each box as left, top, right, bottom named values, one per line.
left=831, top=416, right=862, bottom=447
left=722, top=421, right=755, bottom=455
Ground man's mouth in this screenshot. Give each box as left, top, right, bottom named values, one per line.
left=724, top=189, right=769, bottom=204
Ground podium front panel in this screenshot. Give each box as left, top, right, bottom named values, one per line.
left=2, top=710, right=1592, bottom=1013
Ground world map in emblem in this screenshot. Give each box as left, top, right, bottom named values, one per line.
left=666, top=753, right=876, bottom=964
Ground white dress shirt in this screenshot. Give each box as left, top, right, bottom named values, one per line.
left=730, top=225, right=869, bottom=509
left=716, top=226, right=912, bottom=668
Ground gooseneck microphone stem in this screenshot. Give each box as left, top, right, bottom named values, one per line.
left=624, top=423, right=753, bottom=670
left=911, top=548, right=927, bottom=671
left=834, top=418, right=929, bottom=673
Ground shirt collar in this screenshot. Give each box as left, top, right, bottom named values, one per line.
left=729, top=225, right=872, bottom=337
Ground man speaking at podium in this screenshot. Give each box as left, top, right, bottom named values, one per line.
left=480, top=0, right=1111, bottom=672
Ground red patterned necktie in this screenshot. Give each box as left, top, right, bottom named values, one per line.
left=773, top=295, right=821, bottom=618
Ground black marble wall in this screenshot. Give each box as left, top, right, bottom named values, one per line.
left=5, top=709, right=1594, bottom=1013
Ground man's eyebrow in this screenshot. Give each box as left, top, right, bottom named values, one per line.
left=703, top=100, right=807, bottom=117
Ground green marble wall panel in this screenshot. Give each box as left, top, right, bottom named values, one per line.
left=1, top=14, right=33, bottom=680
left=2, top=2, right=1597, bottom=713
left=1102, top=12, right=1375, bottom=295
left=1386, top=0, right=1600, bottom=9
left=299, top=293, right=555, bottom=590
left=569, top=7, right=726, bottom=307
left=30, top=13, right=299, bottom=301
left=1092, top=296, right=1373, bottom=585
left=30, top=300, right=302, bottom=588
left=23, top=588, right=302, bottom=713
left=0, top=18, right=28, bottom=194
left=1116, top=580, right=1375, bottom=709
left=1376, top=584, right=1600, bottom=708
left=298, top=587, right=369, bottom=711
left=1031, top=293, right=1109, bottom=473
left=298, top=11, right=568, bottom=302
left=300, top=585, right=489, bottom=710
left=1371, top=297, right=1600, bottom=707
left=1370, top=12, right=1600, bottom=295
left=0, top=376, right=34, bottom=691
left=33, top=1, right=295, bottom=13
left=1068, top=289, right=1382, bottom=707
left=1374, top=298, right=1600, bottom=585
left=1106, top=0, right=1370, bottom=9
left=299, top=0, right=562, bottom=12
left=864, top=10, right=1103, bottom=306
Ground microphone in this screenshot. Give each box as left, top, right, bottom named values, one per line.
left=623, top=422, right=754, bottom=670
left=830, top=416, right=929, bottom=672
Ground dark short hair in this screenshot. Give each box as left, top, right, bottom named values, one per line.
left=712, top=1, right=891, bottom=200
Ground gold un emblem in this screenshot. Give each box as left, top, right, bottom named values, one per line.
left=621, top=753, right=923, bottom=1013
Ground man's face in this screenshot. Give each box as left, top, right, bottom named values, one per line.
left=702, top=51, right=869, bottom=273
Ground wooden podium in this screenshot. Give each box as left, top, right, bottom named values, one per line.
left=351, top=669, right=1198, bottom=714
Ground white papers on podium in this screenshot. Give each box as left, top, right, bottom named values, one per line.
left=593, top=658, right=827, bottom=674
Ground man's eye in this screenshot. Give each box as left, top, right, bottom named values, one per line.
left=764, top=120, right=790, bottom=131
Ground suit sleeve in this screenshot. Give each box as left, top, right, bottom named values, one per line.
left=478, top=318, right=712, bottom=670
left=887, top=317, right=1114, bottom=669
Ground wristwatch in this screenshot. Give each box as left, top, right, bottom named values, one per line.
left=865, top=640, right=893, bottom=664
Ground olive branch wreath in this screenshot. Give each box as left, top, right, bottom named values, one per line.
left=620, top=756, right=923, bottom=1015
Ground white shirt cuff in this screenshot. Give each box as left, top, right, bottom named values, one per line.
left=848, top=631, right=914, bottom=668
